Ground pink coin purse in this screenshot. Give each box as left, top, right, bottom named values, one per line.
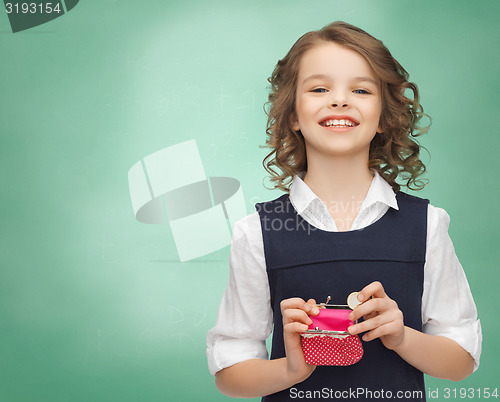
left=300, top=295, right=363, bottom=366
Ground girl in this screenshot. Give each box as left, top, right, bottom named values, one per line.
left=206, top=21, right=481, bottom=401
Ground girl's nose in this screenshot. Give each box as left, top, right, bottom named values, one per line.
left=330, top=92, right=349, bottom=108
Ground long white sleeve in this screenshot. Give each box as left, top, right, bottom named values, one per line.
left=421, top=205, right=482, bottom=371
left=206, top=213, right=273, bottom=375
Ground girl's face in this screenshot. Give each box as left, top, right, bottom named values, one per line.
left=291, top=42, right=382, bottom=162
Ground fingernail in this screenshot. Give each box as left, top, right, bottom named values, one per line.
left=348, top=313, right=354, bottom=320
left=348, top=326, right=356, bottom=334
left=362, top=335, right=368, bottom=341
left=312, top=307, right=319, bottom=314
left=357, top=293, right=364, bottom=302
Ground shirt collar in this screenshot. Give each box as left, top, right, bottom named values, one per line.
left=289, top=169, right=399, bottom=215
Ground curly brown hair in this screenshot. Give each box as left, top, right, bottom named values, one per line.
left=262, top=21, right=430, bottom=193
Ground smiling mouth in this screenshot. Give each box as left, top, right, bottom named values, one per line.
left=319, top=118, right=359, bottom=128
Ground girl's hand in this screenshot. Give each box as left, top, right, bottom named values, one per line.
left=280, top=297, right=319, bottom=384
left=347, top=281, right=405, bottom=350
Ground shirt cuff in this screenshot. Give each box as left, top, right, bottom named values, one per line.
left=423, top=319, right=482, bottom=372
left=206, top=336, right=269, bottom=376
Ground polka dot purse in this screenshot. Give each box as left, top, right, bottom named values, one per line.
left=300, top=294, right=363, bottom=366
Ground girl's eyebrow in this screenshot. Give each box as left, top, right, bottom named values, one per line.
left=301, top=74, right=378, bottom=86
left=301, top=74, right=329, bottom=85
left=352, top=76, right=378, bottom=85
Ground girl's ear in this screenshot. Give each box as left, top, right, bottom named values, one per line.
left=290, top=112, right=300, bottom=132
left=377, top=120, right=383, bottom=135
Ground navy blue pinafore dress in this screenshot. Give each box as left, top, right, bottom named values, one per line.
left=255, top=191, right=429, bottom=402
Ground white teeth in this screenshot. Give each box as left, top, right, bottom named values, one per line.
left=322, top=119, right=356, bottom=127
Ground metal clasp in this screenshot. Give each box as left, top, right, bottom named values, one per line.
left=303, top=326, right=350, bottom=335
left=317, top=295, right=349, bottom=310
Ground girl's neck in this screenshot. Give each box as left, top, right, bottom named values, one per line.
left=303, top=153, right=374, bottom=205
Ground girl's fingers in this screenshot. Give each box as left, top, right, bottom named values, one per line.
left=283, top=308, right=313, bottom=325
left=349, top=307, right=403, bottom=335
left=361, top=321, right=402, bottom=342
left=349, top=297, right=392, bottom=321
left=280, top=297, right=305, bottom=313
left=364, top=311, right=377, bottom=321
left=357, top=281, right=387, bottom=303
left=281, top=297, right=320, bottom=328
left=306, top=299, right=318, bottom=314
left=348, top=313, right=382, bottom=335
left=345, top=283, right=405, bottom=345
left=348, top=310, right=399, bottom=335
left=283, top=321, right=310, bottom=334
left=280, top=298, right=319, bottom=316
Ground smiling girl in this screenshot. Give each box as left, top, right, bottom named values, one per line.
left=206, top=21, right=481, bottom=401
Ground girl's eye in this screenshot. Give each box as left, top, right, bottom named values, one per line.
left=353, top=89, right=370, bottom=94
left=310, top=88, right=328, bottom=93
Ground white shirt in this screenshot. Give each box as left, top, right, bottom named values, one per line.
left=206, top=170, right=482, bottom=375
